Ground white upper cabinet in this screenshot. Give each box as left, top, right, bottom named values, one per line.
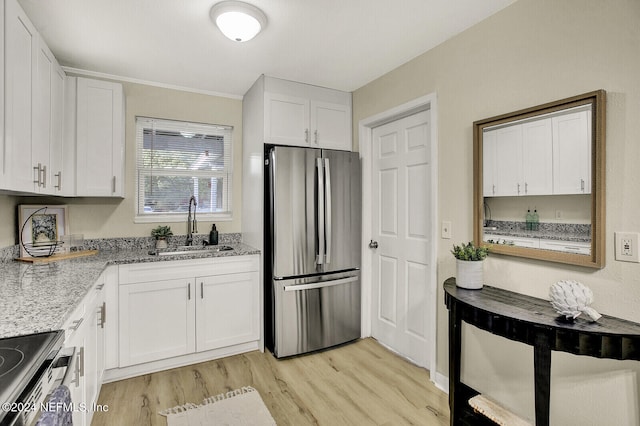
left=4, top=0, right=38, bottom=192
left=3, top=0, right=67, bottom=194
left=521, top=118, right=553, bottom=195
left=258, top=75, right=352, bottom=151
left=71, top=77, right=125, bottom=197
left=483, top=108, right=589, bottom=197
left=552, top=110, right=591, bottom=194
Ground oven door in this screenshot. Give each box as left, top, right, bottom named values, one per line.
left=3, top=346, right=74, bottom=426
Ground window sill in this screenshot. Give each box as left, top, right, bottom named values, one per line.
left=134, top=212, right=232, bottom=224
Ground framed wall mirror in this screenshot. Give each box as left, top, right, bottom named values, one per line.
left=473, top=90, right=606, bottom=268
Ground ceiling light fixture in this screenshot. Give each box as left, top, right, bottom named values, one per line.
left=210, top=1, right=267, bottom=43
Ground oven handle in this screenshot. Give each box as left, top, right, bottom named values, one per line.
left=51, top=346, right=77, bottom=386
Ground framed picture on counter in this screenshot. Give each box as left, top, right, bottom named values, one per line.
left=18, top=205, right=69, bottom=258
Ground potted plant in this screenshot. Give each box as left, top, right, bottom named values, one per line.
left=451, top=242, right=489, bottom=289
left=151, top=225, right=173, bottom=249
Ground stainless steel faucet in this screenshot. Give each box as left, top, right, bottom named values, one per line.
left=186, top=196, right=198, bottom=246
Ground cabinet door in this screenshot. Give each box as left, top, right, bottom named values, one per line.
left=84, top=286, right=105, bottom=425
left=310, top=100, right=351, bottom=150
left=482, top=129, right=497, bottom=196
left=196, top=272, right=259, bottom=352
left=264, top=92, right=310, bottom=146
left=4, top=0, right=38, bottom=192
left=32, top=38, right=53, bottom=193
left=76, top=78, right=125, bottom=196
left=521, top=118, right=553, bottom=195
left=119, top=279, right=195, bottom=366
left=49, top=64, right=67, bottom=194
left=65, top=318, right=87, bottom=426
left=552, top=110, right=591, bottom=194
left=493, top=125, right=522, bottom=196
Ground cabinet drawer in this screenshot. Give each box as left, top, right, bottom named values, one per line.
left=539, top=239, right=591, bottom=255
left=118, top=255, right=259, bottom=284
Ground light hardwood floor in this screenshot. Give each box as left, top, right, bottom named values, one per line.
left=92, top=338, right=449, bottom=425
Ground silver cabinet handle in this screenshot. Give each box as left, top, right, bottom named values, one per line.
left=33, top=164, right=41, bottom=186
left=492, top=184, right=495, bottom=195
left=73, top=350, right=81, bottom=387
left=69, top=318, right=84, bottom=331
left=517, top=183, right=520, bottom=195
left=314, top=129, right=318, bottom=144
left=581, top=179, right=585, bottom=192
left=96, top=283, right=105, bottom=291
left=112, top=176, right=117, bottom=193
left=101, top=302, right=106, bottom=328
left=305, top=129, right=309, bottom=143
left=54, top=171, right=62, bottom=190
left=525, top=182, right=528, bottom=194
left=201, top=282, right=204, bottom=299
left=42, top=165, right=47, bottom=188
left=78, top=346, right=85, bottom=377
left=188, top=283, right=191, bottom=300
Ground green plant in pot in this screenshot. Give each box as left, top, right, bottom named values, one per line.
left=451, top=242, right=488, bottom=289
left=151, top=225, right=173, bottom=249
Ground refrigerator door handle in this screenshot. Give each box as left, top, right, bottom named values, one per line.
left=316, top=157, right=325, bottom=265
left=283, top=276, right=358, bottom=292
left=324, top=158, right=332, bottom=264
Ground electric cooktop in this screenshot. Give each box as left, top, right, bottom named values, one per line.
left=0, top=330, right=64, bottom=423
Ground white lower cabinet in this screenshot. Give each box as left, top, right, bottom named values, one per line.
left=63, top=273, right=106, bottom=426
left=197, top=271, right=260, bottom=351
left=118, top=255, right=260, bottom=368
left=119, top=278, right=196, bottom=366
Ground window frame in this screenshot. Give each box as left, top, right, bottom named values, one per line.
left=134, top=116, right=234, bottom=224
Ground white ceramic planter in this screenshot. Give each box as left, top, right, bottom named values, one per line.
left=456, top=259, right=484, bottom=289
left=156, top=238, right=168, bottom=249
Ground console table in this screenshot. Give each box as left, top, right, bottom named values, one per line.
left=444, top=277, right=640, bottom=426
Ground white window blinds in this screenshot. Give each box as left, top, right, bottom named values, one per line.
left=135, top=117, right=233, bottom=222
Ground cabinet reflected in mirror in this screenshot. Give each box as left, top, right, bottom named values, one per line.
left=473, top=90, right=605, bottom=268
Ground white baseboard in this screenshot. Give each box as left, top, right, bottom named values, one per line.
left=433, top=371, right=449, bottom=394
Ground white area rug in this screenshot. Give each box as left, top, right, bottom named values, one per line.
left=159, top=386, right=276, bottom=426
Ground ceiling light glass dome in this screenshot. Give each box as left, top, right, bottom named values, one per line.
left=210, top=1, right=267, bottom=42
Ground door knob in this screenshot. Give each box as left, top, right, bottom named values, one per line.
left=369, top=240, right=378, bottom=249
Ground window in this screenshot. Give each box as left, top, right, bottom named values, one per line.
left=135, top=117, right=233, bottom=223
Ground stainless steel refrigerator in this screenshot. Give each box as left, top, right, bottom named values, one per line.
left=264, top=145, right=361, bottom=358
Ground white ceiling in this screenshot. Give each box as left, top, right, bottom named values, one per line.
left=18, top=0, right=516, bottom=99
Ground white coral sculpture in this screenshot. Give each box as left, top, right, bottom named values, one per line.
left=549, top=280, right=602, bottom=322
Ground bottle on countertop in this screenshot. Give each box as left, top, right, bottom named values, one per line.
left=526, top=208, right=533, bottom=231
left=532, top=209, right=539, bottom=231
left=209, top=224, right=219, bottom=245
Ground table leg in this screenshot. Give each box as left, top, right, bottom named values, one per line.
left=533, top=331, right=552, bottom=426
left=449, top=303, right=462, bottom=426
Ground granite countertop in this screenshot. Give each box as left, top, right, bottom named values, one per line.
left=482, top=221, right=591, bottom=243
left=0, top=240, right=259, bottom=339
left=483, top=228, right=590, bottom=243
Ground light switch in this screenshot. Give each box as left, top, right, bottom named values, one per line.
left=442, top=221, right=452, bottom=239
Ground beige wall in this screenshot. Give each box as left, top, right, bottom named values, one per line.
left=353, top=0, right=640, bottom=423
left=0, top=81, right=243, bottom=246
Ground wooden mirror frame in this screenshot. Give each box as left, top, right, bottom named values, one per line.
left=473, top=90, right=606, bottom=268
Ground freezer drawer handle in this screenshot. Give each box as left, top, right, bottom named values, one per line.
left=283, top=276, right=358, bottom=292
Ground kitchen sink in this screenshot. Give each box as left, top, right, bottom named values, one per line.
left=150, top=245, right=234, bottom=256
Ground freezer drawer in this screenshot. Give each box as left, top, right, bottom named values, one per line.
left=273, top=273, right=361, bottom=358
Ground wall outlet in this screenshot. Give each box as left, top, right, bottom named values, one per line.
left=441, top=221, right=452, bottom=239
left=615, top=232, right=640, bottom=262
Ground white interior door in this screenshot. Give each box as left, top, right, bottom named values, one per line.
left=371, top=110, right=432, bottom=367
